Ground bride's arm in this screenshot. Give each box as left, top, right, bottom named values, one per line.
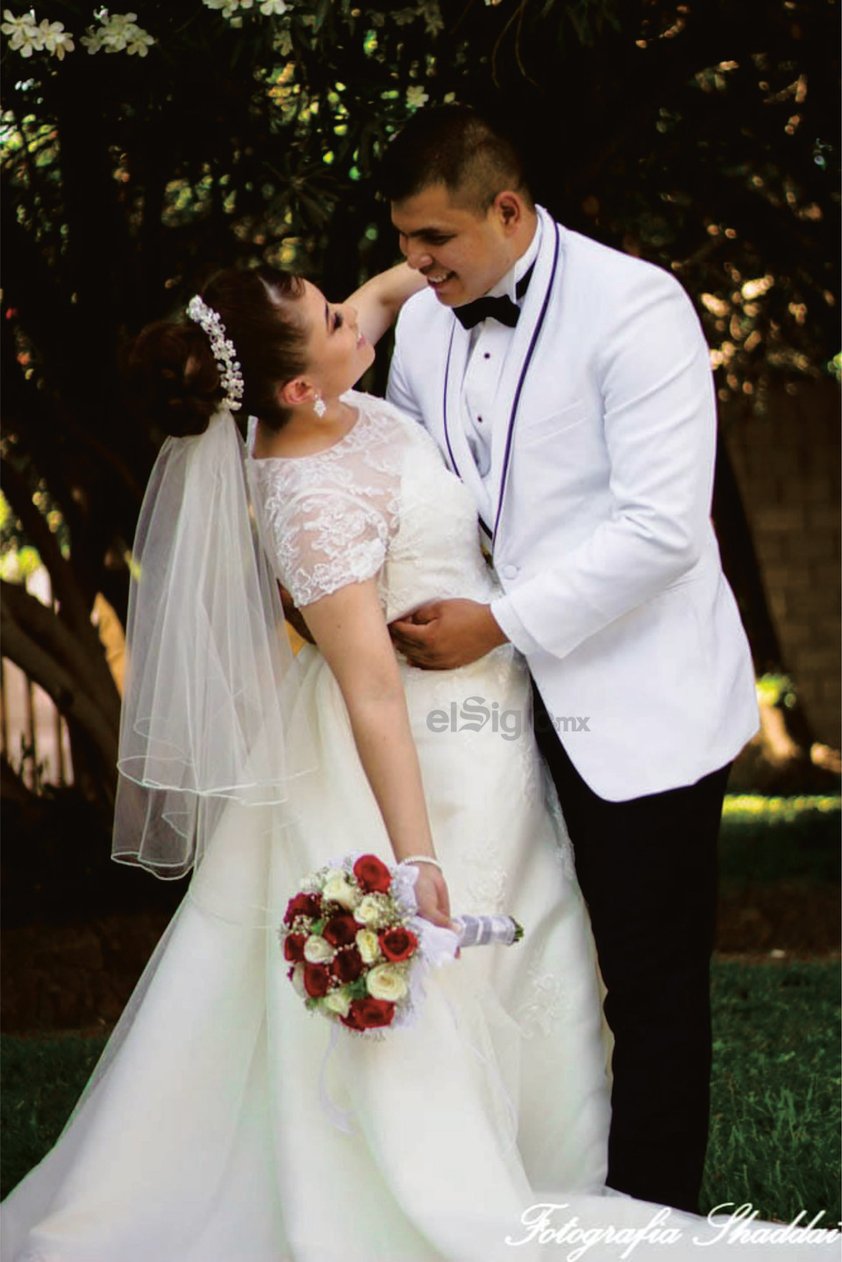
left=347, top=263, right=426, bottom=346
left=301, top=575, right=453, bottom=930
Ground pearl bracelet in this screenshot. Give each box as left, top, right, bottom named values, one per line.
left=400, top=855, right=443, bottom=873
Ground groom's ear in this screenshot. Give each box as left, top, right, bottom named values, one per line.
left=493, top=191, right=524, bottom=232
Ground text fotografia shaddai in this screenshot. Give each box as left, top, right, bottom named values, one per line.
left=504, top=1202, right=840, bottom=1258
left=426, top=697, right=590, bottom=741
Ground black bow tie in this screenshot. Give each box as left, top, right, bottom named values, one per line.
left=454, top=265, right=534, bottom=331
left=455, top=294, right=519, bottom=329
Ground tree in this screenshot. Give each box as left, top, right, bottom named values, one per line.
left=1, top=0, right=839, bottom=828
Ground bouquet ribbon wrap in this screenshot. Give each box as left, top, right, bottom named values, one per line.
left=453, top=914, right=523, bottom=948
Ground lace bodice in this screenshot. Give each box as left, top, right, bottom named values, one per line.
left=248, top=391, right=499, bottom=620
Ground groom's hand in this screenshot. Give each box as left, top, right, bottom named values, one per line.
left=389, top=598, right=508, bottom=669
left=278, top=582, right=315, bottom=645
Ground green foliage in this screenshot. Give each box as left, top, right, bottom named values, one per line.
left=720, top=794, right=840, bottom=884
left=0, top=543, right=41, bottom=581
left=722, top=793, right=840, bottom=826
left=756, top=673, right=798, bottom=709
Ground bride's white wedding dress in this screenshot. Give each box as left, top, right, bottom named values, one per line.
left=2, top=393, right=835, bottom=1261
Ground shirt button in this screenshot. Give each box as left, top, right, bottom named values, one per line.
left=477, top=415, right=483, bottom=424
left=501, top=563, right=519, bottom=579
left=483, top=352, right=491, bottom=359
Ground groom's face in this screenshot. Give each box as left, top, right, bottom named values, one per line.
left=391, top=182, right=517, bottom=308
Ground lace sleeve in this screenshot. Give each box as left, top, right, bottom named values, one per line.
left=265, top=486, right=392, bottom=607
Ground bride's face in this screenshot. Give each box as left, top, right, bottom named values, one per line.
left=297, top=279, right=375, bottom=401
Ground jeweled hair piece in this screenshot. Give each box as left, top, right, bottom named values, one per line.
left=186, top=295, right=245, bottom=412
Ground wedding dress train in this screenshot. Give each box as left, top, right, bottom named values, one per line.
left=2, top=394, right=835, bottom=1260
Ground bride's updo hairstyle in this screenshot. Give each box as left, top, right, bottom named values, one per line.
left=131, top=266, right=308, bottom=437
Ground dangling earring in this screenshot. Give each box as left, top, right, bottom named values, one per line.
left=313, top=393, right=327, bottom=418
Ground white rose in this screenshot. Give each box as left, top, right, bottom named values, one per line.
left=323, top=873, right=361, bottom=910
left=356, top=928, right=381, bottom=965
left=366, top=964, right=409, bottom=1002
left=355, top=894, right=388, bottom=928
left=303, top=935, right=335, bottom=964
left=322, top=988, right=352, bottom=1018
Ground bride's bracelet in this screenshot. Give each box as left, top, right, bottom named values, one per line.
left=400, top=855, right=443, bottom=873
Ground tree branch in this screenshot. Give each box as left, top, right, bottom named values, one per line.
left=0, top=602, right=118, bottom=799
left=1, top=580, right=120, bottom=742
left=1, top=458, right=93, bottom=638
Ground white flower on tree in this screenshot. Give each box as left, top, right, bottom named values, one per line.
left=1, top=8, right=38, bottom=53
left=124, top=28, right=154, bottom=56
left=81, top=11, right=155, bottom=57
left=80, top=29, right=104, bottom=52
left=2, top=9, right=74, bottom=59
left=36, top=18, right=74, bottom=58
left=204, top=0, right=253, bottom=17
left=406, top=85, right=430, bottom=110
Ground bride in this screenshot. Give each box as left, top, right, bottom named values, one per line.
left=2, top=264, right=835, bottom=1261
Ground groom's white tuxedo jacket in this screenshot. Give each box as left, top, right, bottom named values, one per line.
left=387, top=206, right=758, bottom=801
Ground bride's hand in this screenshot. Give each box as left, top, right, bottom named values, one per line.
left=411, top=864, right=458, bottom=932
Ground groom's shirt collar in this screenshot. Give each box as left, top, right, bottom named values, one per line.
left=485, top=215, right=542, bottom=306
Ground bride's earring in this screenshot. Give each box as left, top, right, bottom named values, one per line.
left=313, top=392, right=327, bottom=418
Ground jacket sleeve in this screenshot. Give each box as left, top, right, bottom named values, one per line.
left=491, top=273, right=718, bottom=660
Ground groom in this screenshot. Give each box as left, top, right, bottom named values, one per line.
left=381, top=105, right=758, bottom=1214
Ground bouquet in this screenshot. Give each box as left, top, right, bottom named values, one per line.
left=280, top=852, right=523, bottom=1034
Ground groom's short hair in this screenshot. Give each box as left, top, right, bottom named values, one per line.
left=380, top=104, right=533, bottom=214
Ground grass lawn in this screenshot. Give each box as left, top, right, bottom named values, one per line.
left=2, top=959, right=839, bottom=1225
left=702, top=959, right=840, bottom=1226
left=2, top=1033, right=106, bottom=1200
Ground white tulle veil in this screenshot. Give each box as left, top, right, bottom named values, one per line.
left=112, top=405, right=315, bottom=918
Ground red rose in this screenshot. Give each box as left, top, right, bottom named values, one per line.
left=283, top=933, right=307, bottom=963
left=331, top=947, right=364, bottom=983
left=284, top=892, right=322, bottom=925
left=303, top=962, right=331, bottom=998
left=322, top=913, right=359, bottom=948
left=353, top=854, right=392, bottom=894
left=341, top=996, right=396, bottom=1031
left=378, top=926, right=419, bottom=963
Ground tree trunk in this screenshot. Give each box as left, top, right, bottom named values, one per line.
left=0, top=582, right=119, bottom=810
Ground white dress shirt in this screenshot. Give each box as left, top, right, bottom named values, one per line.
left=460, top=218, right=543, bottom=529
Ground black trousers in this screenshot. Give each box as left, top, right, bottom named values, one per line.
left=532, top=685, right=730, bottom=1214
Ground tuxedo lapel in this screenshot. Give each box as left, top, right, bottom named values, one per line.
left=489, top=209, right=562, bottom=545
left=440, top=320, right=489, bottom=520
